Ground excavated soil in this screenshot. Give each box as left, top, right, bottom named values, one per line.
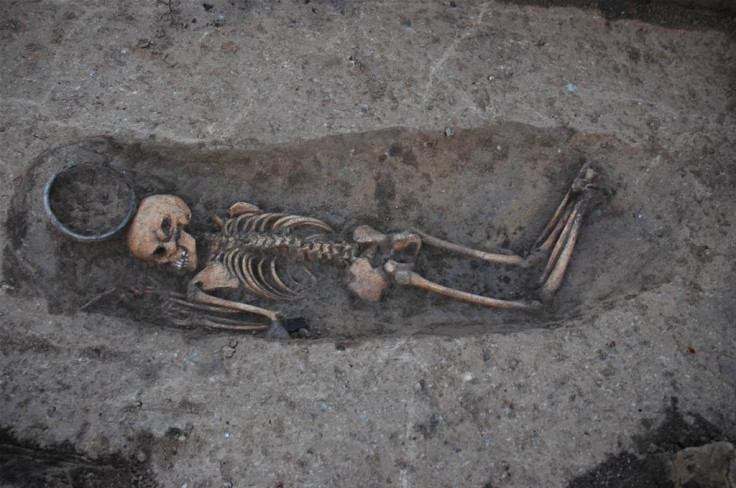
left=3, top=123, right=691, bottom=340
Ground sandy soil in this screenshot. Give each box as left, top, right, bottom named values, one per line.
left=1, top=1, right=734, bottom=487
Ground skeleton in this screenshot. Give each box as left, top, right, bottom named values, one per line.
left=127, top=164, right=601, bottom=336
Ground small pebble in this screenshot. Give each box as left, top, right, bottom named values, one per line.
left=222, top=345, right=236, bottom=358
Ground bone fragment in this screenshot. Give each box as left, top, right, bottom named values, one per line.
left=172, top=318, right=268, bottom=331
left=536, top=202, right=573, bottom=253
left=251, top=213, right=287, bottom=232
left=256, top=258, right=295, bottom=299
left=352, top=225, right=389, bottom=245
left=245, top=256, right=279, bottom=299
left=348, top=258, right=389, bottom=301
left=227, top=202, right=261, bottom=217
left=272, top=215, right=333, bottom=233
left=540, top=202, right=586, bottom=299
left=384, top=261, right=541, bottom=311
left=534, top=187, right=572, bottom=249
left=188, top=287, right=281, bottom=321
left=535, top=163, right=595, bottom=251
left=413, top=229, right=526, bottom=267
left=169, top=296, right=242, bottom=315
left=269, top=259, right=299, bottom=297
left=539, top=201, right=581, bottom=284
left=190, top=261, right=240, bottom=291
left=390, top=231, right=422, bottom=255
left=227, top=252, right=261, bottom=297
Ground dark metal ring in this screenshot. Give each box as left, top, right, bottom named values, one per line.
left=43, top=162, right=137, bottom=242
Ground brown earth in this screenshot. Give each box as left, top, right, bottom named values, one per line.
left=1, top=1, right=734, bottom=487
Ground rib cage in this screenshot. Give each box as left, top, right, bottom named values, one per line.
left=205, top=210, right=357, bottom=300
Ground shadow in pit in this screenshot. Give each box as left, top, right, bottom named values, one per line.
left=566, top=397, right=733, bottom=488
left=501, top=0, right=736, bottom=37
left=2, top=125, right=672, bottom=339
left=0, top=427, right=157, bottom=488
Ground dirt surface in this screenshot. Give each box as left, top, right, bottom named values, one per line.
left=1, top=0, right=735, bottom=487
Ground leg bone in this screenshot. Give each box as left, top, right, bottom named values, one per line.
left=384, top=261, right=541, bottom=311
left=534, top=187, right=572, bottom=250
left=534, top=163, right=597, bottom=251
left=412, top=229, right=528, bottom=267
left=538, top=200, right=582, bottom=284
left=539, top=201, right=587, bottom=299
left=535, top=202, right=573, bottom=253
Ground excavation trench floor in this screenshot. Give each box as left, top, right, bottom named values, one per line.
left=5, top=125, right=676, bottom=339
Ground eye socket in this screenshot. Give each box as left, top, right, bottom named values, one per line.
left=153, top=246, right=167, bottom=258
left=161, top=216, right=172, bottom=237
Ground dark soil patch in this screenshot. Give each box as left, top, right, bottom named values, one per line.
left=566, top=397, right=732, bottom=488
left=502, top=0, right=736, bottom=37
left=0, top=427, right=157, bottom=488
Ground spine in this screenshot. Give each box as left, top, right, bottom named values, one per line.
left=211, top=232, right=356, bottom=266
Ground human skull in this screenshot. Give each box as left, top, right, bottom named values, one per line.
left=127, top=195, right=198, bottom=272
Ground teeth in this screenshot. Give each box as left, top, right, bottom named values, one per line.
left=174, top=249, right=189, bottom=270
